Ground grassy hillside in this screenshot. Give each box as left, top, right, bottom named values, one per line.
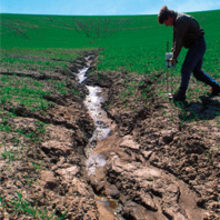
left=1, top=10, right=220, bottom=77
left=0, top=11, right=220, bottom=219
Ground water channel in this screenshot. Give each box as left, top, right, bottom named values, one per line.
left=75, top=57, right=125, bottom=219
left=76, top=58, right=112, bottom=176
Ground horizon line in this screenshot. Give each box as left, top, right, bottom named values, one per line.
left=0, top=8, right=219, bottom=17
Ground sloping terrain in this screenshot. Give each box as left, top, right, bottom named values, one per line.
left=0, top=52, right=219, bottom=219
left=0, top=51, right=98, bottom=219
left=85, top=63, right=220, bottom=219
left=0, top=9, right=220, bottom=220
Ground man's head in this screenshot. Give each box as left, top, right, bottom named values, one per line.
left=158, top=6, right=175, bottom=26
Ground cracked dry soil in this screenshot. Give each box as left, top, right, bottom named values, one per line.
left=0, top=52, right=219, bottom=220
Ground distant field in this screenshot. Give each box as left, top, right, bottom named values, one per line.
left=1, top=10, right=220, bottom=220
left=1, top=10, right=220, bottom=77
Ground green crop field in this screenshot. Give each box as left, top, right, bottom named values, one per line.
left=0, top=10, right=220, bottom=219
left=0, top=10, right=220, bottom=112
left=1, top=10, right=220, bottom=77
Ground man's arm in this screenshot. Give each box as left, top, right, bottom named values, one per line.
left=172, top=18, right=188, bottom=60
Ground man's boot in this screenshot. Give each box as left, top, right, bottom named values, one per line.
left=173, top=89, right=186, bottom=101
left=210, top=84, right=220, bottom=96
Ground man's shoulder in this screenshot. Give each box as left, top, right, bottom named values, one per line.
left=176, top=13, right=192, bottom=23
left=174, top=12, right=194, bottom=28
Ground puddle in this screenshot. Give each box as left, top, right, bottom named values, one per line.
left=96, top=196, right=121, bottom=216
left=106, top=199, right=118, bottom=210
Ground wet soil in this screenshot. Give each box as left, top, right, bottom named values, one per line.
left=0, top=51, right=219, bottom=220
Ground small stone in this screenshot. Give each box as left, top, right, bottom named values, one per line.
left=40, top=171, right=57, bottom=190
left=161, top=130, right=174, bottom=144
left=56, top=166, right=79, bottom=181
left=120, top=135, right=140, bottom=150
left=123, top=201, right=148, bottom=220
left=142, top=151, right=153, bottom=160
left=138, top=193, right=158, bottom=211
left=134, top=168, right=161, bottom=179
left=162, top=208, right=187, bottom=220
left=105, top=184, right=120, bottom=199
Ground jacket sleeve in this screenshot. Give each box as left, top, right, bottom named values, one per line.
left=173, top=19, right=188, bottom=59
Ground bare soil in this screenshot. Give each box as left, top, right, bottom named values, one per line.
left=0, top=52, right=219, bottom=220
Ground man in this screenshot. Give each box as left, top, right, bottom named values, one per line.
left=158, top=6, right=220, bottom=101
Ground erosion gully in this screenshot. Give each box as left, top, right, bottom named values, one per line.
left=76, top=57, right=112, bottom=176
left=76, top=57, right=121, bottom=218
left=75, top=56, right=209, bottom=220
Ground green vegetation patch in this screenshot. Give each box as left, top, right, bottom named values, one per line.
left=0, top=48, right=86, bottom=113
left=0, top=48, right=80, bottom=72
left=1, top=11, right=219, bottom=78
left=0, top=74, right=53, bottom=112
left=0, top=192, right=66, bottom=220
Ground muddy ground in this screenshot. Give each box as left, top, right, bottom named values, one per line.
left=0, top=52, right=219, bottom=219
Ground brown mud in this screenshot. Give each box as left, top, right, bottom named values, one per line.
left=0, top=52, right=219, bottom=219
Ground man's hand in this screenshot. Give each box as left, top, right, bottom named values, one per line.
left=169, top=57, right=176, bottom=64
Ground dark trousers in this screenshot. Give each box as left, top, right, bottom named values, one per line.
left=180, top=36, right=219, bottom=92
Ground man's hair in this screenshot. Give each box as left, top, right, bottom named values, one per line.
left=158, top=6, right=176, bottom=24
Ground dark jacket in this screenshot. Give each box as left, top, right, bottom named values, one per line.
left=173, top=12, right=204, bottom=59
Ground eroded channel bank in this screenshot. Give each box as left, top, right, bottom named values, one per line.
left=73, top=54, right=219, bottom=220
left=1, top=51, right=218, bottom=219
